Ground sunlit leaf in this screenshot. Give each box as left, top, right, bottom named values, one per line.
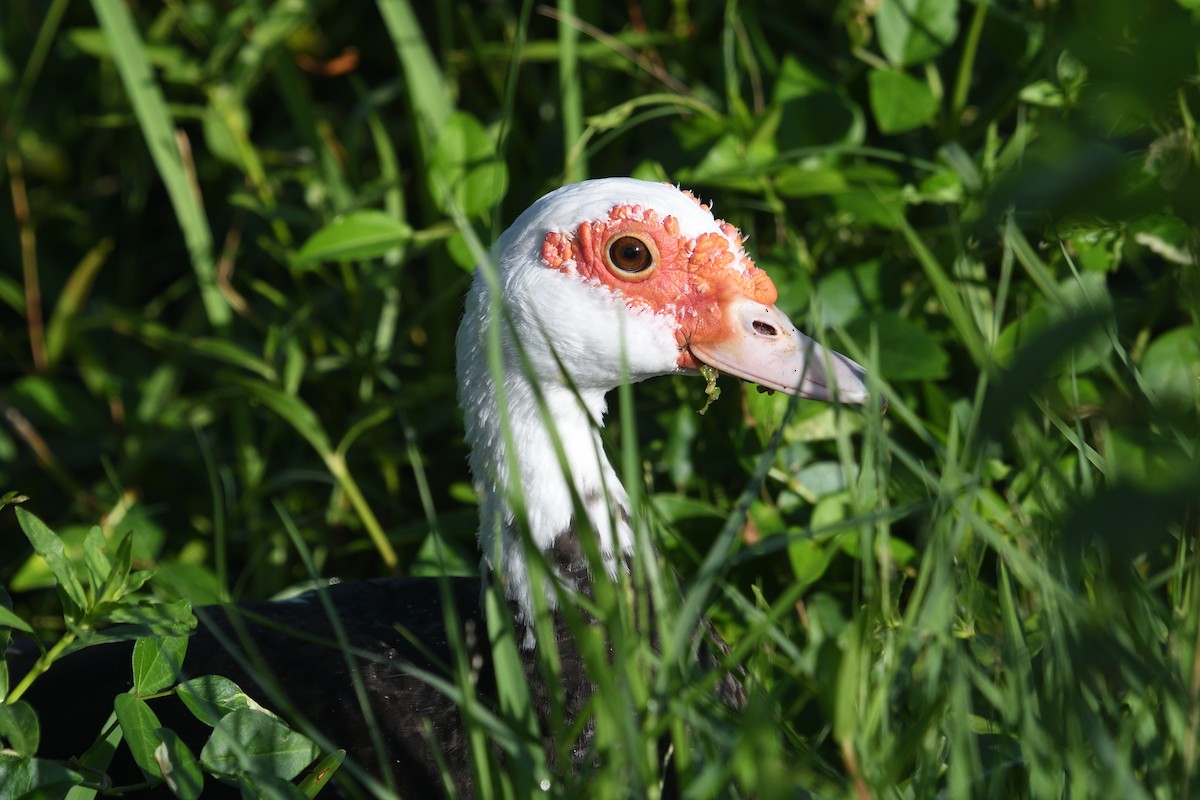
left=0, top=605, right=33, bottom=634
left=843, top=312, right=949, bottom=381
left=876, top=0, right=959, bottom=66
left=297, top=749, right=345, bottom=798
left=133, top=635, right=189, bottom=695
left=178, top=675, right=277, bottom=727
left=225, top=376, right=333, bottom=457
left=114, top=693, right=165, bottom=778
left=294, top=210, right=414, bottom=264
left=428, top=111, right=508, bottom=217
left=155, top=727, right=204, bottom=800
left=15, top=508, right=87, bottom=616
left=868, top=69, right=938, bottom=134
left=200, top=708, right=319, bottom=780
left=0, top=701, right=39, bottom=756
left=1142, top=326, right=1200, bottom=407
left=0, top=754, right=82, bottom=797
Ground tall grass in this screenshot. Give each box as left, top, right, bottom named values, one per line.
left=1, top=1, right=1198, bottom=798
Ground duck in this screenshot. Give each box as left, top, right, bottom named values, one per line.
left=15, top=178, right=872, bottom=797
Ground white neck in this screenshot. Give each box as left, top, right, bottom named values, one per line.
left=455, top=278, right=641, bottom=636
left=453, top=181, right=714, bottom=640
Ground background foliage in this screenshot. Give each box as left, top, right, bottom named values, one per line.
left=2, top=0, right=1199, bottom=797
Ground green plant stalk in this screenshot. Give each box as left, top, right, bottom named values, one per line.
left=193, top=424, right=230, bottom=602
left=7, top=0, right=70, bottom=133
left=7, top=143, right=45, bottom=371
left=6, top=630, right=75, bottom=704
left=951, top=0, right=989, bottom=135
left=45, top=237, right=115, bottom=367
left=324, top=452, right=398, bottom=569
left=95, top=778, right=158, bottom=794
left=557, top=0, right=586, bottom=181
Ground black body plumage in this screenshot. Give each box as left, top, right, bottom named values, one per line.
left=18, top=555, right=743, bottom=797
left=22, top=576, right=492, bottom=796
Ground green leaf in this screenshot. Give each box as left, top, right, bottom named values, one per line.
left=66, top=28, right=194, bottom=73
left=44, top=237, right=114, bottom=367
left=297, top=749, right=345, bottom=798
left=1142, top=326, right=1200, bottom=407
left=0, top=754, right=82, bottom=797
left=774, top=165, right=849, bottom=198
left=154, top=728, right=204, bottom=800
left=0, top=490, right=28, bottom=513
left=97, top=529, right=135, bottom=606
left=0, top=272, right=23, bottom=313
left=238, top=773, right=311, bottom=800
left=793, top=462, right=849, bottom=501
left=789, top=537, right=839, bottom=590
left=15, top=508, right=88, bottom=616
left=114, top=693, right=165, bottom=778
left=832, top=617, right=866, bottom=743
left=225, top=376, right=333, bottom=457
left=200, top=708, right=320, bottom=780
left=814, top=261, right=885, bottom=328
left=983, top=310, right=1111, bottom=440
left=683, top=131, right=776, bottom=189
left=133, top=636, right=189, bottom=695
left=72, top=599, right=196, bottom=645
left=1018, top=79, right=1067, bottom=108
left=912, top=169, right=963, bottom=204
left=0, top=605, right=34, bottom=634
left=62, top=615, right=195, bottom=657
left=73, top=709, right=125, bottom=790
left=774, top=61, right=866, bottom=149
left=0, top=701, right=40, bottom=756
left=868, top=69, right=939, bottom=134
left=177, top=675, right=275, bottom=727
left=3, top=376, right=106, bottom=431
left=876, top=0, right=959, bottom=66
left=294, top=210, right=413, bottom=264
left=201, top=86, right=251, bottom=168
left=428, top=111, right=509, bottom=217
left=843, top=312, right=949, bottom=380
left=834, top=186, right=907, bottom=230
left=81, top=526, right=112, bottom=596
left=122, top=318, right=277, bottom=380
left=0, top=589, right=11, bottom=699
left=1128, top=212, right=1195, bottom=266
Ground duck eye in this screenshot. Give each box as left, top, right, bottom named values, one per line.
left=605, top=234, right=657, bottom=278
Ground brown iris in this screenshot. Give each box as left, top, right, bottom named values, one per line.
left=605, top=233, right=658, bottom=280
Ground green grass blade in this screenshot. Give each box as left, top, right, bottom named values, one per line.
left=89, top=0, right=228, bottom=329
left=375, top=0, right=452, bottom=138
left=555, top=0, right=585, bottom=181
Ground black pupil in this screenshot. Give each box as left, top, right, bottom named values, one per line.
left=612, top=237, right=651, bottom=271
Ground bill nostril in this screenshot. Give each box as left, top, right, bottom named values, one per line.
left=752, top=320, right=777, bottom=336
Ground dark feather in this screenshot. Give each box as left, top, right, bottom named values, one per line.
left=16, top=554, right=745, bottom=798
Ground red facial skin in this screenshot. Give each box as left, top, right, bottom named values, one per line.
left=540, top=204, right=778, bottom=369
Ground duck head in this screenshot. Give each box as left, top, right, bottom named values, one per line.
left=455, top=178, right=872, bottom=635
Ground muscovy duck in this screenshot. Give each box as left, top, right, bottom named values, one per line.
left=16, top=178, right=871, bottom=796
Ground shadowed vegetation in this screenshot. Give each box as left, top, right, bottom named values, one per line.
left=1, top=0, right=1198, bottom=797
